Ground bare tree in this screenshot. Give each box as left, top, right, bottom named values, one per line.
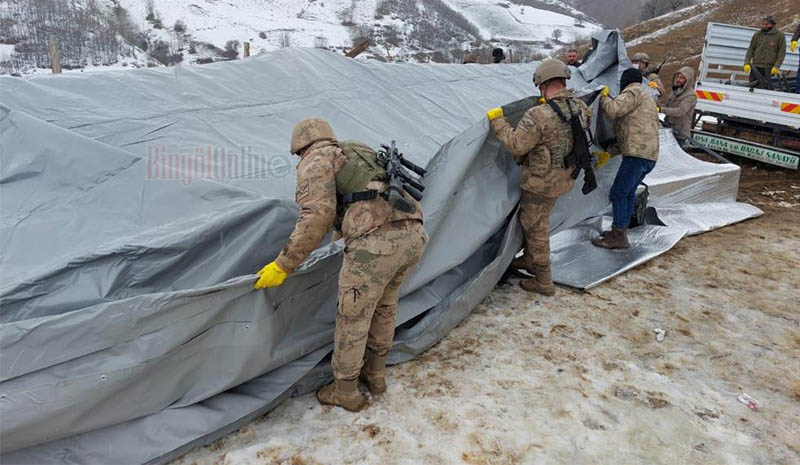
left=223, top=40, right=239, bottom=59
left=552, top=29, right=563, bottom=43
left=279, top=32, right=291, bottom=48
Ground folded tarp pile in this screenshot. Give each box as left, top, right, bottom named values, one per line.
left=0, top=31, right=760, bottom=464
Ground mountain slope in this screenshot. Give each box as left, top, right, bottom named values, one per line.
left=1, top=0, right=601, bottom=75
left=622, top=0, right=798, bottom=83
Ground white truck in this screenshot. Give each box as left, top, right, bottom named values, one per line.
left=692, top=22, right=799, bottom=170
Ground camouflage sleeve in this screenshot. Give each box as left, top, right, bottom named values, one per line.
left=793, top=23, right=800, bottom=42
left=600, top=90, right=638, bottom=119
left=660, top=94, right=697, bottom=118
left=579, top=100, right=592, bottom=127
left=647, top=73, right=666, bottom=96
left=275, top=151, right=338, bottom=274
left=490, top=109, right=542, bottom=162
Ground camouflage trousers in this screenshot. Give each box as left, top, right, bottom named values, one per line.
left=519, top=190, right=557, bottom=268
left=332, top=221, right=427, bottom=380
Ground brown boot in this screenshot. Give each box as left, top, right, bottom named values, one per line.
left=519, top=265, right=555, bottom=296
left=510, top=255, right=535, bottom=275
left=591, top=226, right=629, bottom=249
left=316, top=378, right=368, bottom=412
left=359, top=351, right=387, bottom=395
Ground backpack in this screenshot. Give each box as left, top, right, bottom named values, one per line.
left=335, top=140, right=386, bottom=203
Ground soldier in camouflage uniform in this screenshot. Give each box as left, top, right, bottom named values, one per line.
left=631, top=52, right=666, bottom=98
left=254, top=118, right=427, bottom=412
left=486, top=59, right=592, bottom=296
left=592, top=68, right=660, bottom=249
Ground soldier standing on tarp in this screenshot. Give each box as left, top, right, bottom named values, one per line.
left=630, top=52, right=665, bottom=97
left=486, top=59, right=592, bottom=296
left=253, top=118, right=427, bottom=412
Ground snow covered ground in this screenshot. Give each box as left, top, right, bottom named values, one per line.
left=172, top=185, right=800, bottom=465
left=443, top=0, right=598, bottom=42
left=117, top=0, right=371, bottom=54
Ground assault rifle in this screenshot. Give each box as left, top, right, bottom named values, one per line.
left=646, top=55, right=669, bottom=76
left=547, top=99, right=598, bottom=195
left=377, top=141, right=427, bottom=213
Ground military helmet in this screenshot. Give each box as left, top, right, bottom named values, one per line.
left=533, top=59, right=571, bottom=86
left=290, top=118, right=336, bottom=154
left=632, top=52, right=650, bottom=63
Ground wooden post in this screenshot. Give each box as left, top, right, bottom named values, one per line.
left=243, top=41, right=250, bottom=58
left=49, top=37, right=62, bottom=74
left=345, top=39, right=370, bottom=58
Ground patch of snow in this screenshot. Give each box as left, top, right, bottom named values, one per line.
left=0, top=43, right=15, bottom=61
left=442, top=0, right=599, bottom=43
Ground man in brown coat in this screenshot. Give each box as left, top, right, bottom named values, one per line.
left=593, top=68, right=660, bottom=249
left=744, top=16, right=786, bottom=88
left=486, top=59, right=592, bottom=296
left=254, top=118, right=427, bottom=412
left=660, top=66, right=698, bottom=140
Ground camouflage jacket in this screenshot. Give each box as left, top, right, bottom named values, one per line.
left=600, top=83, right=660, bottom=161
left=646, top=72, right=665, bottom=97
left=491, top=88, right=592, bottom=197
left=745, top=28, right=786, bottom=68
left=275, top=140, right=423, bottom=274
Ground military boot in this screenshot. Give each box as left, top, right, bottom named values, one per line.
left=359, top=350, right=387, bottom=395
left=510, top=254, right=535, bottom=275
left=519, top=264, right=555, bottom=296
left=591, top=226, right=629, bottom=249
left=316, top=378, right=368, bottom=412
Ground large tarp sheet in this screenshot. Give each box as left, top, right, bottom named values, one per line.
left=0, top=31, right=759, bottom=464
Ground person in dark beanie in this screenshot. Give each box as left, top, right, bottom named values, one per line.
left=492, top=48, right=506, bottom=64
left=593, top=68, right=660, bottom=249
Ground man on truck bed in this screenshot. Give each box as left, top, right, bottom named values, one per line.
left=744, top=16, right=786, bottom=89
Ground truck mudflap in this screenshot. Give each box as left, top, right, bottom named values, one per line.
left=692, top=130, right=800, bottom=170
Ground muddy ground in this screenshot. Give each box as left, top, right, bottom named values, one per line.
left=174, top=158, right=799, bottom=465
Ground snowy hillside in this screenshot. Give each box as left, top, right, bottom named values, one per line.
left=443, top=0, right=592, bottom=43
left=0, top=0, right=601, bottom=75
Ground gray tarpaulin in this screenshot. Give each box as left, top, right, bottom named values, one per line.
left=0, top=31, right=759, bottom=464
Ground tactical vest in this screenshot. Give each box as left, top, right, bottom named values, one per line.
left=335, top=140, right=386, bottom=205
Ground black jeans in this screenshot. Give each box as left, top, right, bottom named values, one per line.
left=750, top=67, right=771, bottom=89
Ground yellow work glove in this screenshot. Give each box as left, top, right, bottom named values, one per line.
left=771, top=67, right=779, bottom=76
left=743, top=64, right=751, bottom=73
left=601, top=86, right=610, bottom=97
left=254, top=261, right=287, bottom=289
left=486, top=107, right=503, bottom=121
left=792, top=40, right=798, bottom=52
left=648, top=81, right=659, bottom=89
left=594, top=151, right=611, bottom=168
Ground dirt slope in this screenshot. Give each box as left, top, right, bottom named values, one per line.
left=623, top=0, right=798, bottom=84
